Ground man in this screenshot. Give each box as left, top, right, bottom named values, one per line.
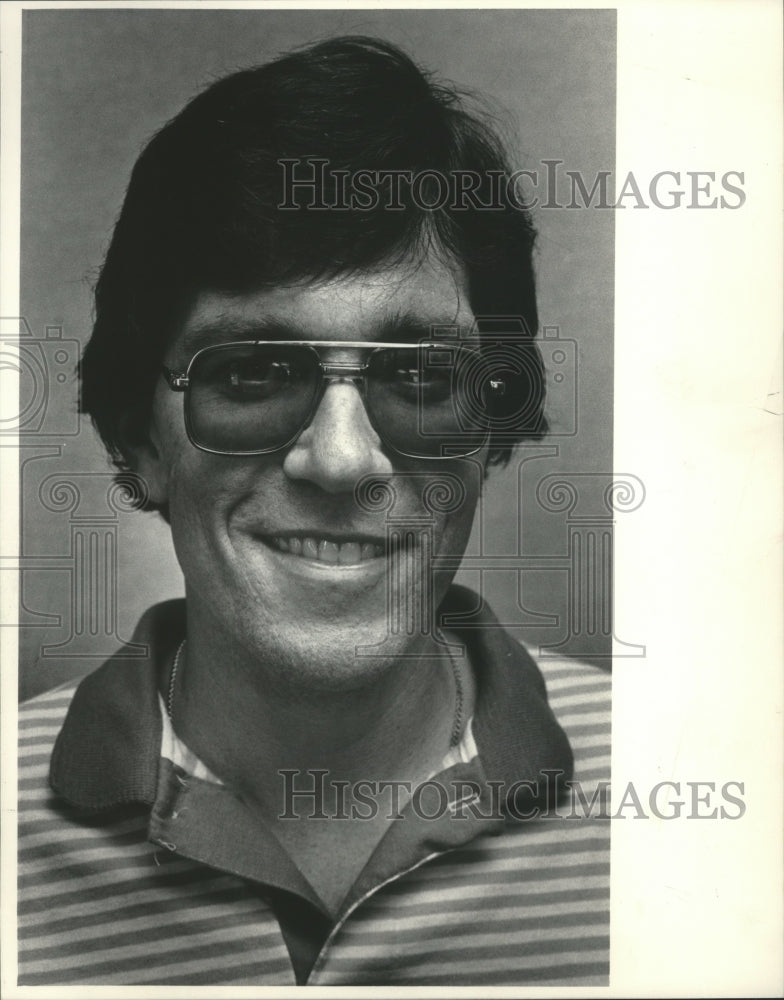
left=18, top=37, right=610, bottom=986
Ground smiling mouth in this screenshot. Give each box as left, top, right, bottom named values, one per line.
left=264, top=535, right=388, bottom=565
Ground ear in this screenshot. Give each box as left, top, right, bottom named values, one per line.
left=119, top=414, right=171, bottom=507
left=128, top=442, right=170, bottom=507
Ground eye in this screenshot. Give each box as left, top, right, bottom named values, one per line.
left=392, top=365, right=425, bottom=385
left=195, top=350, right=309, bottom=402
left=372, top=349, right=454, bottom=401
left=227, top=359, right=293, bottom=394
left=398, top=365, right=452, bottom=403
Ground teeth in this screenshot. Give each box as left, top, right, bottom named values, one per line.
left=272, top=536, right=384, bottom=563
left=338, top=542, right=361, bottom=565
left=319, top=540, right=340, bottom=564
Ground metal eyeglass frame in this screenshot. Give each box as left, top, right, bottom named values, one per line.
left=161, top=339, right=493, bottom=459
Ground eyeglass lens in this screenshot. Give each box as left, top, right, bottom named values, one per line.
left=185, top=343, right=534, bottom=457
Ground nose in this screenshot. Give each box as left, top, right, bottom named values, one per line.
left=282, top=380, right=393, bottom=493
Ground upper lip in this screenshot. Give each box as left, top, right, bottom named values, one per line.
left=254, top=528, right=390, bottom=543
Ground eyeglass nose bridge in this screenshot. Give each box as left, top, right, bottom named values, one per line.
left=320, top=361, right=368, bottom=379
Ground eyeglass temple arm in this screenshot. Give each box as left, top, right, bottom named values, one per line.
left=162, top=366, right=189, bottom=391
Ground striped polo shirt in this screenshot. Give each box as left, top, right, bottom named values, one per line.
left=17, top=586, right=611, bottom=986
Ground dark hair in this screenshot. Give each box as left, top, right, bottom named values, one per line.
left=80, top=36, right=545, bottom=502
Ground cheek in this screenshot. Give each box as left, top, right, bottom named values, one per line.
left=150, top=387, right=250, bottom=521
left=432, top=456, right=485, bottom=550
left=164, top=451, right=248, bottom=567
left=166, top=458, right=223, bottom=577
left=439, top=499, right=478, bottom=556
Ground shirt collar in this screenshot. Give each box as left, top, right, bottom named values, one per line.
left=49, top=586, right=572, bottom=810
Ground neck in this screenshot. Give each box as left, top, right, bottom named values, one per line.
left=165, top=606, right=469, bottom=820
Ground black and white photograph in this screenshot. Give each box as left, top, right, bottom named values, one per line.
left=1, top=1, right=781, bottom=995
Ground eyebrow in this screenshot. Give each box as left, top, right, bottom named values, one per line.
left=179, top=318, right=299, bottom=356
left=178, top=310, right=465, bottom=357
left=377, top=311, right=464, bottom=344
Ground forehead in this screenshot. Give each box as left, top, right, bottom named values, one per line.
left=174, top=254, right=474, bottom=358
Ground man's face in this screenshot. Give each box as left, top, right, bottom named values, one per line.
left=139, top=253, right=486, bottom=691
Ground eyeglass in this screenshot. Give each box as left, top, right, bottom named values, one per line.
left=162, top=340, right=524, bottom=459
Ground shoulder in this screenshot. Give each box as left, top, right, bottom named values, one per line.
left=18, top=684, right=157, bottom=978
left=526, top=649, right=611, bottom=785
left=19, top=682, right=79, bottom=799
left=534, top=653, right=611, bottom=715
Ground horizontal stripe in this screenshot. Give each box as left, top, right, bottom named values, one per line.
left=20, top=837, right=163, bottom=875
left=18, top=728, right=64, bottom=746
left=19, top=848, right=185, bottom=888
left=560, top=699, right=611, bottom=716
left=19, top=816, right=148, bottom=851
left=545, top=675, right=611, bottom=694
left=392, top=852, right=610, bottom=892
left=381, top=875, right=610, bottom=905
left=575, top=762, right=611, bottom=782
left=341, top=904, right=608, bottom=938
left=19, top=707, right=72, bottom=725
left=560, top=717, right=611, bottom=734
left=19, top=693, right=74, bottom=713
left=19, top=871, right=255, bottom=924
left=17, top=787, right=65, bottom=801
left=570, top=741, right=612, bottom=762
left=550, top=695, right=611, bottom=715
left=320, top=936, right=610, bottom=971
left=351, top=900, right=608, bottom=937
left=562, top=731, right=611, bottom=750
left=136, top=961, right=295, bottom=987
left=19, top=857, right=211, bottom=904
left=21, top=904, right=282, bottom=958
left=17, top=753, right=56, bottom=772
left=19, top=806, right=147, bottom=827
left=358, top=886, right=609, bottom=922
left=425, top=848, right=610, bottom=873
left=333, top=917, right=608, bottom=954
left=19, top=885, right=267, bottom=940
left=386, top=860, right=610, bottom=892
left=21, top=939, right=293, bottom=986
left=550, top=675, right=611, bottom=691
left=17, top=765, right=54, bottom=785
left=358, top=959, right=609, bottom=986
left=433, top=832, right=609, bottom=860
left=540, top=660, right=609, bottom=677
left=21, top=922, right=273, bottom=976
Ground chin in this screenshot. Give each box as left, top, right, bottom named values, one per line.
left=245, top=608, right=428, bottom=694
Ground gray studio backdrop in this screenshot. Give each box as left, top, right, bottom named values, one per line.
left=18, top=8, right=617, bottom=700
